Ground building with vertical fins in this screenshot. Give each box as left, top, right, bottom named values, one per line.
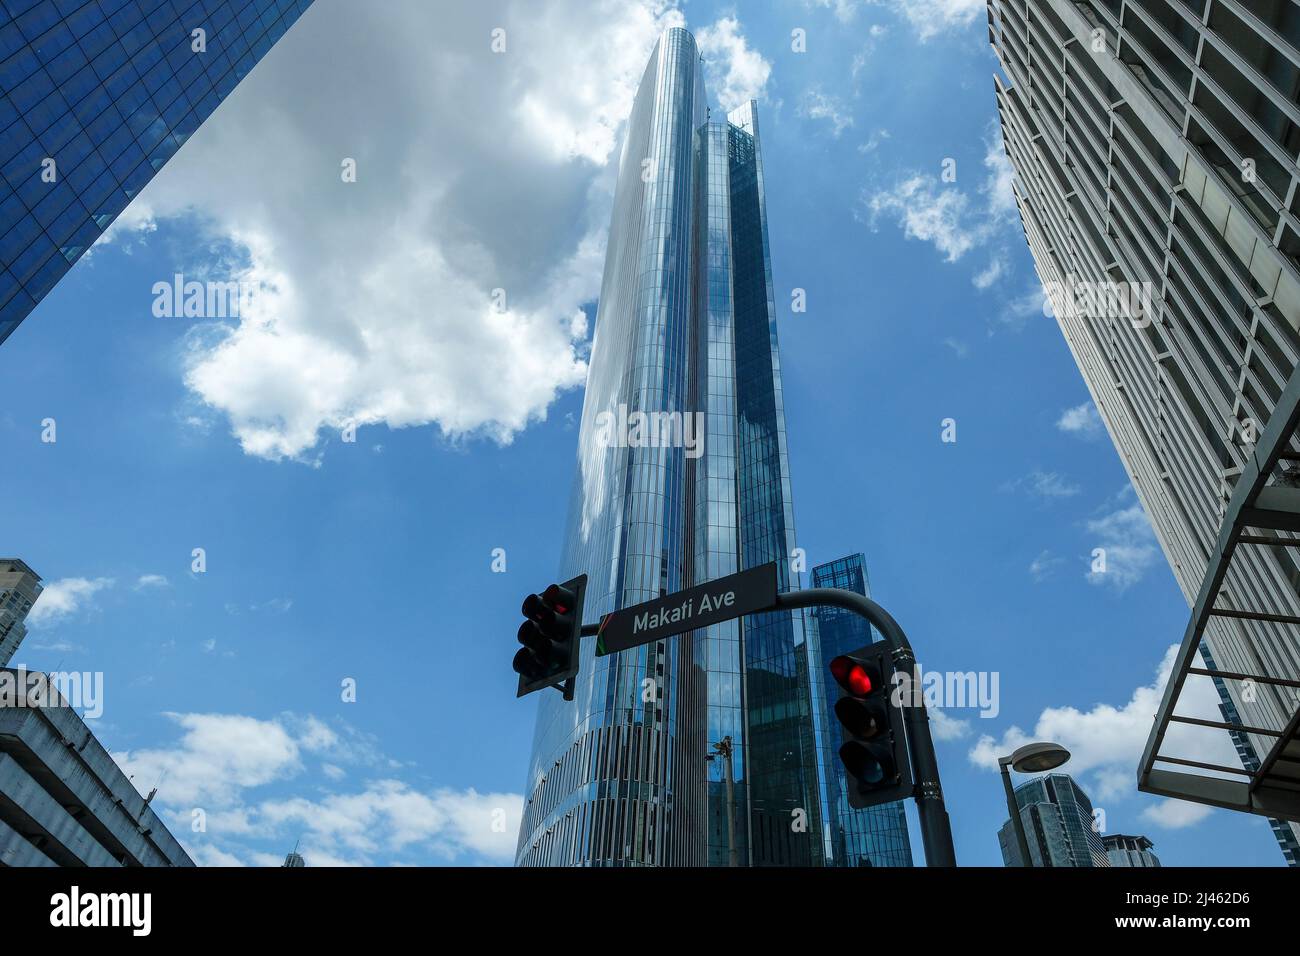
left=515, top=26, right=837, bottom=866
left=0, top=558, right=42, bottom=667
left=0, top=667, right=193, bottom=866
left=1, top=0, right=317, bottom=347
left=998, top=773, right=1109, bottom=867
left=811, top=554, right=913, bottom=867
left=988, top=0, right=1300, bottom=863
left=1103, top=833, right=1161, bottom=867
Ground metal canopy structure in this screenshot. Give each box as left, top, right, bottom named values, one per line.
left=1140, top=369, right=1300, bottom=821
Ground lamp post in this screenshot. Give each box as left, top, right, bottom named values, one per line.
left=998, top=741, right=1070, bottom=867
left=706, top=737, right=738, bottom=867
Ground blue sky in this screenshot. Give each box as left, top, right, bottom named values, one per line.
left=0, top=0, right=1286, bottom=866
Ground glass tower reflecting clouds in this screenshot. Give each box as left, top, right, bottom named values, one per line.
left=0, top=0, right=315, bottom=346
left=516, top=27, right=837, bottom=867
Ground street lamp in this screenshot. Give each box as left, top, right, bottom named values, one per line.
left=706, top=737, right=738, bottom=867
left=998, top=742, right=1070, bottom=867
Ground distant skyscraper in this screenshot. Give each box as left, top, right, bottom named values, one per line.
left=0, top=558, right=42, bottom=666
left=0, top=0, right=316, bottom=346
left=988, top=0, right=1300, bottom=862
left=998, top=773, right=1108, bottom=868
left=0, top=667, right=192, bottom=866
left=811, top=554, right=913, bottom=867
left=1103, top=833, right=1161, bottom=868
left=282, top=848, right=305, bottom=867
left=516, top=27, right=837, bottom=866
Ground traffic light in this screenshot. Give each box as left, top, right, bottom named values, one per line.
left=829, top=643, right=912, bottom=809
left=513, top=574, right=587, bottom=699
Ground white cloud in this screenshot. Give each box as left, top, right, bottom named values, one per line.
left=249, top=782, right=523, bottom=864
left=983, top=131, right=1018, bottom=220
left=104, top=0, right=693, bottom=463
left=134, top=574, right=170, bottom=590
left=27, top=577, right=114, bottom=626
left=1029, top=550, right=1064, bottom=582
left=251, top=597, right=293, bottom=614
left=807, top=0, right=861, bottom=23
left=857, top=129, right=891, bottom=154
left=973, top=255, right=1007, bottom=290
left=1087, top=487, right=1159, bottom=591
left=930, top=707, right=972, bottom=741
left=864, top=122, right=1025, bottom=300
left=115, top=711, right=518, bottom=864
left=800, top=89, right=854, bottom=137
left=864, top=175, right=982, bottom=262
left=997, top=283, right=1051, bottom=332
left=942, top=337, right=968, bottom=359
left=1057, top=401, right=1103, bottom=439
left=186, top=844, right=249, bottom=867
left=697, top=16, right=772, bottom=111
left=1004, top=470, right=1081, bottom=500
left=115, top=712, right=303, bottom=807
left=969, top=644, right=1240, bottom=825
left=1141, top=799, right=1215, bottom=829
left=27, top=639, right=88, bottom=654
left=872, top=0, right=985, bottom=41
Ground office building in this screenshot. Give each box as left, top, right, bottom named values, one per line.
left=0, top=667, right=193, bottom=866
left=1104, top=832, right=1161, bottom=867
left=0, top=558, right=41, bottom=666
left=811, top=554, right=913, bottom=867
left=516, top=27, right=837, bottom=866
left=988, top=0, right=1300, bottom=859
left=1, top=0, right=317, bottom=346
left=998, top=773, right=1109, bottom=867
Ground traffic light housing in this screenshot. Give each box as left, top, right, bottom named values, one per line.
left=513, top=574, right=587, bottom=699
left=829, top=643, right=912, bottom=809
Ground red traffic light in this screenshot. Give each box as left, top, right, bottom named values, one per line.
left=542, top=583, right=576, bottom=614
left=514, top=575, right=588, bottom=699
left=830, top=655, right=878, bottom=696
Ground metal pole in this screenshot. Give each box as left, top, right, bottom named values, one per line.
left=722, top=737, right=738, bottom=868
left=708, top=737, right=739, bottom=867
left=775, top=588, right=957, bottom=867
left=1000, top=759, right=1033, bottom=866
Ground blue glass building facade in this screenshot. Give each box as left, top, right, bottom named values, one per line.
left=516, top=27, right=837, bottom=866
left=0, top=0, right=315, bottom=346
left=810, top=554, right=913, bottom=867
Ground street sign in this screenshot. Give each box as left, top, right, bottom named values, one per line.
left=595, top=563, right=778, bottom=657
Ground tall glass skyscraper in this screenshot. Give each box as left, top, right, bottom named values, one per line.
left=0, top=0, right=316, bottom=346
left=998, top=773, right=1109, bottom=868
left=810, top=554, right=913, bottom=867
left=516, top=27, right=837, bottom=867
